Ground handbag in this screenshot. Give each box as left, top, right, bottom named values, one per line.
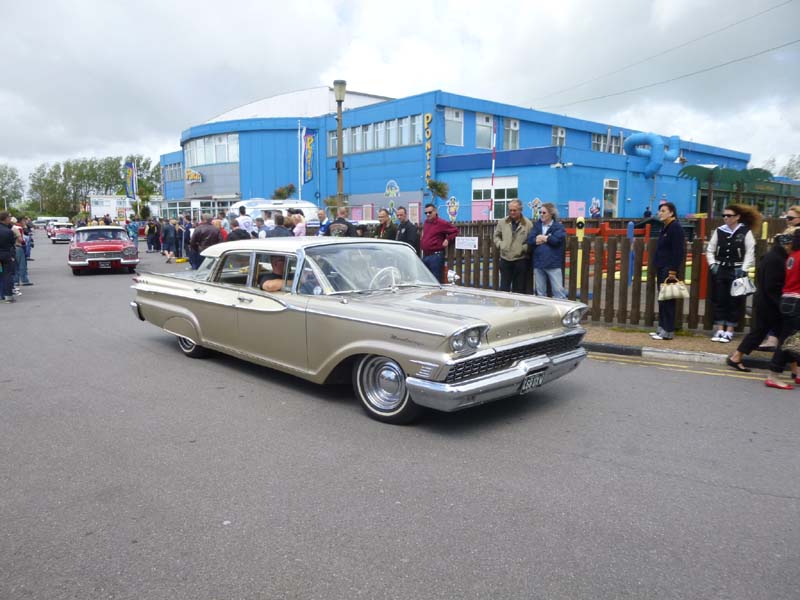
left=781, top=332, right=800, bottom=356
left=730, top=276, right=756, bottom=297
left=658, top=280, right=689, bottom=301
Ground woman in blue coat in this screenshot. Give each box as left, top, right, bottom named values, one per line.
left=527, top=202, right=567, bottom=299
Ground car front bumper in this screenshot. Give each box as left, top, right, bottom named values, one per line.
left=69, top=258, right=139, bottom=267
left=405, top=346, right=587, bottom=412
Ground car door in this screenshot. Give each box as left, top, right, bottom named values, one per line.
left=233, top=252, right=309, bottom=371
left=189, top=250, right=252, bottom=352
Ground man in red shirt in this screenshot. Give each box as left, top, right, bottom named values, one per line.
left=420, top=204, right=459, bottom=283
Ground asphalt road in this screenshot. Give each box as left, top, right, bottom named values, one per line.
left=2, top=238, right=798, bottom=600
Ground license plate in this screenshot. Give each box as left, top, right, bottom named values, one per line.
left=520, top=371, right=545, bottom=394
left=98, top=261, right=112, bottom=268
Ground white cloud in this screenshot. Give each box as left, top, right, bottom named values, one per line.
left=1, top=0, right=798, bottom=186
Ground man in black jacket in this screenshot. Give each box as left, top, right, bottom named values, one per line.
left=189, top=214, right=221, bottom=269
left=727, top=230, right=794, bottom=371
left=0, top=212, right=17, bottom=302
left=395, top=206, right=419, bottom=252
left=325, top=207, right=356, bottom=237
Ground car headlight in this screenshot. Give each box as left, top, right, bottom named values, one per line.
left=466, top=328, right=482, bottom=348
left=70, top=248, right=86, bottom=260
left=122, top=246, right=137, bottom=257
left=562, top=306, right=588, bottom=328
left=450, top=332, right=466, bottom=352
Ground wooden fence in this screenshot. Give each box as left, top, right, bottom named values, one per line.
left=444, top=234, right=770, bottom=332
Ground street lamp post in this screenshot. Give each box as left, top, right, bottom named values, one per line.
left=333, top=79, right=347, bottom=206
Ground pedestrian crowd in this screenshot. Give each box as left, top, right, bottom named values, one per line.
left=0, top=212, right=35, bottom=303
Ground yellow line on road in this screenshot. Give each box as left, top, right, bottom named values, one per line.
left=590, top=353, right=766, bottom=381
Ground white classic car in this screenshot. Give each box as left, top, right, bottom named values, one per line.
left=130, top=237, right=587, bottom=424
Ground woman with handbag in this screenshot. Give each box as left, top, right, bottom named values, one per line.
left=706, top=204, right=761, bottom=343
left=650, top=202, right=685, bottom=341
left=766, top=227, right=800, bottom=389
left=727, top=226, right=796, bottom=373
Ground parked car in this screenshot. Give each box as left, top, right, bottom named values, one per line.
left=68, top=226, right=139, bottom=275
left=130, top=238, right=587, bottom=424
left=50, top=223, right=75, bottom=243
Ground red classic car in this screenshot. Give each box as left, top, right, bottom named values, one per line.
left=50, top=223, right=75, bottom=243
left=68, top=226, right=139, bottom=275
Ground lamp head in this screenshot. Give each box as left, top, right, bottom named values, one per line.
left=333, top=80, right=347, bottom=103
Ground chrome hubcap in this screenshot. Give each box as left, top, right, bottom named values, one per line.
left=178, top=337, right=195, bottom=351
left=360, top=357, right=407, bottom=412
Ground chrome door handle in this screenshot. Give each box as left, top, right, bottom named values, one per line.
left=193, top=288, right=207, bottom=294
left=237, top=296, right=253, bottom=303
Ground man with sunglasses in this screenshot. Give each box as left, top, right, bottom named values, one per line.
left=420, top=204, right=459, bottom=282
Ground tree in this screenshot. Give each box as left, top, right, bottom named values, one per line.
left=717, top=167, right=773, bottom=203
left=0, top=164, right=24, bottom=211
left=426, top=179, right=449, bottom=202
left=760, top=157, right=777, bottom=173
left=273, top=183, right=296, bottom=199
left=779, top=154, right=800, bottom=180
left=679, top=165, right=720, bottom=217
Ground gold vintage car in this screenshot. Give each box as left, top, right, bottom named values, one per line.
left=130, top=237, right=587, bottom=424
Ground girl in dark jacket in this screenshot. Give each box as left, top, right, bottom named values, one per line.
left=728, top=227, right=796, bottom=372
left=650, top=202, right=685, bottom=340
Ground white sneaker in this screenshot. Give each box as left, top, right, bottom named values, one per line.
left=710, top=331, right=723, bottom=342
left=718, top=332, right=733, bottom=343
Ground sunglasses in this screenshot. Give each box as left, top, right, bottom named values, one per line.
left=424, top=211, right=434, bottom=215
left=722, top=213, right=736, bottom=218
left=786, top=215, right=799, bottom=221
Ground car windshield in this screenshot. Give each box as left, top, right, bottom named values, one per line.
left=75, top=229, right=129, bottom=242
left=305, top=242, right=439, bottom=293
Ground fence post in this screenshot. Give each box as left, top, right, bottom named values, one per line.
left=618, top=237, right=631, bottom=325
left=688, top=239, right=703, bottom=330
left=630, top=239, right=644, bottom=325
left=644, top=238, right=658, bottom=326
left=605, top=237, right=618, bottom=323
left=591, top=237, right=604, bottom=321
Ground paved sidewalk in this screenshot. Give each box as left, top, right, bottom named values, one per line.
left=582, top=322, right=774, bottom=370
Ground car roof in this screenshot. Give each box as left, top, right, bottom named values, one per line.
left=200, top=236, right=406, bottom=258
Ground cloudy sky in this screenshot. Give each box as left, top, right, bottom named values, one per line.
left=1, top=0, right=798, bottom=185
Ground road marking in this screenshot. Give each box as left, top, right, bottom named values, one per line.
left=589, top=353, right=767, bottom=381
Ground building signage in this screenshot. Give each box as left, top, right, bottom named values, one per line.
left=304, top=131, right=315, bottom=183
left=185, top=168, right=203, bottom=184
left=384, top=180, right=400, bottom=197
left=424, top=113, right=433, bottom=179
left=446, top=196, right=459, bottom=222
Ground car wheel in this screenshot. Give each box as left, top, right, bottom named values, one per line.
left=353, top=355, right=421, bottom=424
left=177, top=336, right=208, bottom=358
left=72, top=269, right=81, bottom=276
left=51, top=239, right=56, bottom=244
left=128, top=266, right=137, bottom=273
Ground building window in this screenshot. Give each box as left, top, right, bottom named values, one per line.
left=445, top=107, right=463, bottom=146
left=503, top=118, right=519, bottom=150
left=328, top=131, right=337, bottom=156
left=362, top=124, right=373, bottom=151
left=387, top=119, right=398, bottom=147
left=342, top=127, right=350, bottom=154
left=399, top=116, right=410, bottom=145
left=592, top=133, right=621, bottom=154
left=351, top=126, right=362, bottom=153
left=410, top=114, right=422, bottom=144
left=552, top=126, right=566, bottom=147
left=476, top=113, right=493, bottom=149
left=184, top=133, right=239, bottom=167
left=374, top=122, right=386, bottom=149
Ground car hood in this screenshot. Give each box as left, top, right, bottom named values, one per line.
left=347, top=287, right=569, bottom=337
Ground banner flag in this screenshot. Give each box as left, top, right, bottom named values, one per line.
left=303, top=130, right=315, bottom=183
left=124, top=162, right=138, bottom=199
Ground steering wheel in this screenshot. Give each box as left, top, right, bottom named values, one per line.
left=368, top=266, right=401, bottom=290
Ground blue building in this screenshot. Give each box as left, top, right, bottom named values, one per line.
left=160, top=86, right=756, bottom=222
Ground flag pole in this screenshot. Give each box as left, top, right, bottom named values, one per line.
left=297, top=120, right=303, bottom=201
left=490, top=118, right=497, bottom=218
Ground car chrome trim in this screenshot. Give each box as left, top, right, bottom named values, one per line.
left=406, top=347, right=587, bottom=412
left=304, top=308, right=442, bottom=337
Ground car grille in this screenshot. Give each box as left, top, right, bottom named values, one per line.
left=445, top=333, right=584, bottom=384
left=87, top=251, right=122, bottom=259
